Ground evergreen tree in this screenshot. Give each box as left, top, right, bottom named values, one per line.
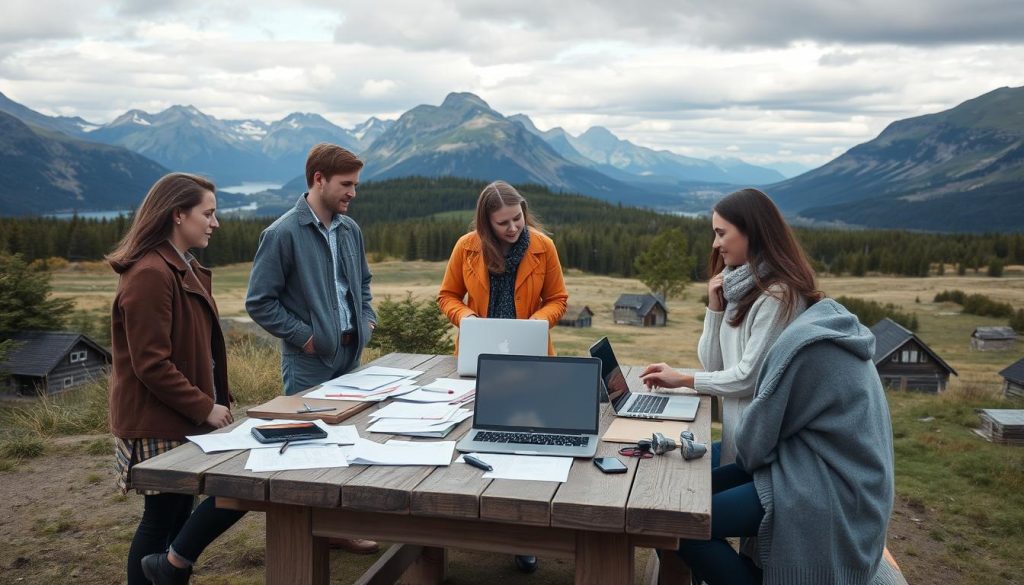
left=0, top=253, right=75, bottom=336
left=634, top=229, right=695, bottom=300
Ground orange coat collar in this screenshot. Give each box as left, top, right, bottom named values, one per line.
left=464, top=229, right=545, bottom=296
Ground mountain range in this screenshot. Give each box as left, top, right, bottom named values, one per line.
left=769, top=85, right=1024, bottom=232
left=1, top=87, right=1021, bottom=232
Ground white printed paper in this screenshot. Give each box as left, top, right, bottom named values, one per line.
left=245, top=444, right=352, bottom=472
left=348, top=438, right=455, bottom=466
left=456, top=453, right=574, bottom=483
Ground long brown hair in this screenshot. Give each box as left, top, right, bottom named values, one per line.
left=106, top=173, right=216, bottom=274
left=470, top=181, right=542, bottom=273
left=709, top=188, right=822, bottom=327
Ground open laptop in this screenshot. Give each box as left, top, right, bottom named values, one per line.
left=456, top=354, right=600, bottom=457
left=589, top=337, right=700, bottom=421
left=456, top=317, right=548, bottom=377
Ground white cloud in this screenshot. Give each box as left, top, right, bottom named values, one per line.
left=0, top=0, right=1021, bottom=170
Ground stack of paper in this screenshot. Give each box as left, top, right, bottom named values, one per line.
left=366, top=400, right=473, bottom=438
left=306, top=366, right=423, bottom=402
left=348, top=438, right=455, bottom=466
left=397, top=378, right=476, bottom=404
left=187, top=418, right=358, bottom=454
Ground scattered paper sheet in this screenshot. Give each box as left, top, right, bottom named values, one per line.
left=305, top=381, right=418, bottom=402
left=348, top=438, right=455, bottom=466
left=187, top=418, right=357, bottom=453
left=321, top=366, right=423, bottom=390
left=367, top=409, right=473, bottom=437
left=370, top=402, right=460, bottom=421
left=456, top=453, right=574, bottom=483
left=245, top=444, right=353, bottom=472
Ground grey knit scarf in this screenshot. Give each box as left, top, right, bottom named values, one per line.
left=722, top=262, right=770, bottom=317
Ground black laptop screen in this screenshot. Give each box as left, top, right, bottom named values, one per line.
left=473, top=355, right=600, bottom=434
left=589, top=337, right=631, bottom=410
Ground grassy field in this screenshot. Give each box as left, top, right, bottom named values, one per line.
left=3, top=260, right=1022, bottom=584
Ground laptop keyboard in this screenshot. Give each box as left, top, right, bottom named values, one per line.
left=474, top=431, right=589, bottom=447
left=627, top=394, right=669, bottom=414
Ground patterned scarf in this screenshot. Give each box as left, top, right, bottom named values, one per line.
left=722, top=262, right=770, bottom=318
left=487, top=229, right=531, bottom=319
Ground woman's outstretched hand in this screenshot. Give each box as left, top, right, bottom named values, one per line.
left=639, top=363, right=686, bottom=390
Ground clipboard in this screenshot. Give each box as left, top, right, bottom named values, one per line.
left=246, top=396, right=371, bottom=424
left=601, top=416, right=692, bottom=444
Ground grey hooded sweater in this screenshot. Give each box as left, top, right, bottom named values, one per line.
left=735, top=299, right=898, bottom=585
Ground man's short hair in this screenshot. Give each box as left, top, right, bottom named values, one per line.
left=305, top=143, right=364, bottom=187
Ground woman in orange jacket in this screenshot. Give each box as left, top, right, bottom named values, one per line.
left=438, top=180, right=568, bottom=355
left=438, top=180, right=567, bottom=573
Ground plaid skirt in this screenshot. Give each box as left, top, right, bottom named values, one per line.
left=114, top=437, right=184, bottom=495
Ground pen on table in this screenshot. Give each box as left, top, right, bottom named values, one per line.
left=422, top=388, right=454, bottom=394
left=279, top=440, right=291, bottom=455
left=300, top=402, right=336, bottom=413
left=463, top=454, right=493, bottom=472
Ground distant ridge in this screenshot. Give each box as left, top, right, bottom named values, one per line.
left=0, top=110, right=167, bottom=216
left=768, top=86, right=1024, bottom=232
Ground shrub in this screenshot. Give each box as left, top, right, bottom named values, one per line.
left=369, top=293, right=454, bottom=355
left=835, top=296, right=918, bottom=331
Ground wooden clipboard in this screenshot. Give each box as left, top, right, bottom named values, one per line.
left=246, top=396, right=371, bottom=424
left=601, top=416, right=693, bottom=444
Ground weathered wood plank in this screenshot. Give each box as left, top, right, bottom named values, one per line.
left=266, top=504, right=329, bottom=585
left=550, top=402, right=632, bottom=532
left=313, top=508, right=577, bottom=558
left=574, top=531, right=634, bottom=585
left=268, top=353, right=440, bottom=508
left=130, top=436, right=241, bottom=494
left=341, top=355, right=459, bottom=513
left=625, top=393, right=711, bottom=539
left=352, top=544, right=424, bottom=585
left=203, top=450, right=273, bottom=501
left=396, top=546, right=447, bottom=585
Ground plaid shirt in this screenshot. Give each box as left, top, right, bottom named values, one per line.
left=304, top=198, right=354, bottom=332
left=114, top=437, right=183, bottom=495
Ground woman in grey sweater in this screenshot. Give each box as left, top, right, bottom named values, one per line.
left=641, top=188, right=821, bottom=466
left=676, top=299, right=902, bottom=585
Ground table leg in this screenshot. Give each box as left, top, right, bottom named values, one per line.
left=266, top=505, right=328, bottom=585
left=397, top=546, right=447, bottom=585
left=656, top=548, right=691, bottom=585
left=575, top=532, right=633, bottom=585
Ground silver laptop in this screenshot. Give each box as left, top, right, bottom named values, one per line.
left=456, top=354, right=600, bottom=457
left=456, top=317, right=548, bottom=377
left=589, top=337, right=699, bottom=421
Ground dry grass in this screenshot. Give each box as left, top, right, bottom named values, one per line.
left=7, top=260, right=1023, bottom=584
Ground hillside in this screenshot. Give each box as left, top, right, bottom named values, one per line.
left=0, top=111, right=168, bottom=216
left=359, top=93, right=682, bottom=207
left=769, top=86, right=1024, bottom=232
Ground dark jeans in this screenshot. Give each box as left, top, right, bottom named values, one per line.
left=676, top=463, right=765, bottom=585
left=127, top=494, right=245, bottom=584
left=281, top=345, right=357, bottom=396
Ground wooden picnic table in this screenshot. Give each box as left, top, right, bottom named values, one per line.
left=132, top=352, right=711, bottom=584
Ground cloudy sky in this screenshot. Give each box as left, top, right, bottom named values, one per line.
left=2, top=0, right=1022, bottom=174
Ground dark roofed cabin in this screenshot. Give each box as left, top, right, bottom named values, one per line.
left=970, top=326, right=1018, bottom=351
left=613, top=293, right=667, bottom=327
left=870, top=318, right=957, bottom=393
left=558, top=305, right=594, bottom=328
left=999, top=357, right=1024, bottom=399
left=0, top=331, right=111, bottom=396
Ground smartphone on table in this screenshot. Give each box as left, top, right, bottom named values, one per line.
left=251, top=422, right=328, bottom=443
left=593, top=456, right=628, bottom=474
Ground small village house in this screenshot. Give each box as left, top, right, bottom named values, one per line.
left=613, top=293, right=667, bottom=327
left=999, top=357, right=1024, bottom=399
left=870, top=318, right=957, bottom=393
left=557, top=305, right=594, bottom=328
left=0, top=331, right=111, bottom=396
left=970, top=326, right=1018, bottom=351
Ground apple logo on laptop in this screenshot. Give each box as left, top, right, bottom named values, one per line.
left=497, top=339, right=511, bottom=353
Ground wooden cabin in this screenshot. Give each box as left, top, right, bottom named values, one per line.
left=613, top=294, right=667, bottom=327
left=970, top=327, right=1018, bottom=351
left=0, top=331, right=111, bottom=396
left=558, top=305, right=594, bottom=328
left=870, top=318, right=957, bottom=393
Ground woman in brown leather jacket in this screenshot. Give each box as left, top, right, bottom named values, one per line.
left=107, top=172, right=242, bottom=585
